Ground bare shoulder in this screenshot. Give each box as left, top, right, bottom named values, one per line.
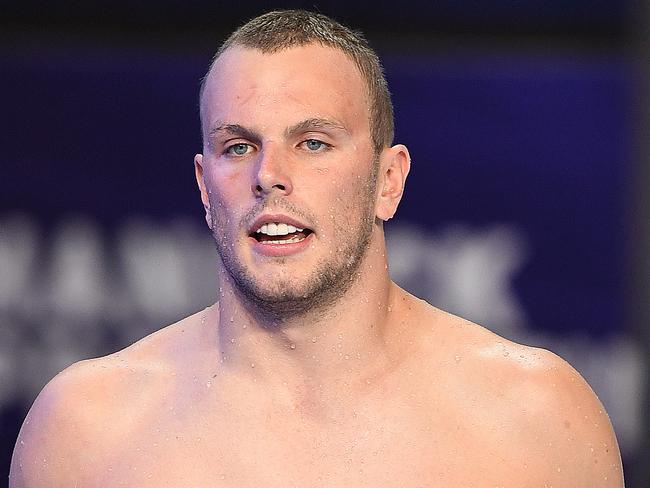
left=407, top=296, right=624, bottom=487
left=9, top=307, right=213, bottom=487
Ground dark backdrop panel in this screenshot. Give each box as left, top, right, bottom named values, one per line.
left=2, top=49, right=630, bottom=337
left=389, top=54, right=629, bottom=338
left=0, top=43, right=637, bottom=482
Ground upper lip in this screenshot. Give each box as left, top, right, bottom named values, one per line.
left=248, top=214, right=312, bottom=234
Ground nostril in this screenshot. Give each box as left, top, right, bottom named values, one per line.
left=253, top=182, right=288, bottom=195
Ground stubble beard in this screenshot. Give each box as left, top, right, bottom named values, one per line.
left=210, top=165, right=378, bottom=323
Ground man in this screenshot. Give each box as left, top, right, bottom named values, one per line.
left=10, top=10, right=623, bottom=487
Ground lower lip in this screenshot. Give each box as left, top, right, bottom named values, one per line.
left=250, top=233, right=314, bottom=257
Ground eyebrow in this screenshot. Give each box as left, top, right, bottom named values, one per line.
left=208, top=123, right=262, bottom=143
left=208, top=118, right=349, bottom=143
left=284, top=118, right=349, bottom=138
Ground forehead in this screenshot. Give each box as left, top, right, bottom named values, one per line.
left=201, top=44, right=369, bottom=134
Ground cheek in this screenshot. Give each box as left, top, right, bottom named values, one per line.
left=320, top=161, right=376, bottom=205
left=206, top=169, right=250, bottom=215
left=325, top=180, right=375, bottom=233
left=342, top=164, right=378, bottom=203
left=206, top=189, right=242, bottom=235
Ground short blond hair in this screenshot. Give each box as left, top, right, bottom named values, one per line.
left=199, top=9, right=394, bottom=155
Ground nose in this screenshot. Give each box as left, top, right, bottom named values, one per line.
left=251, top=146, right=293, bottom=197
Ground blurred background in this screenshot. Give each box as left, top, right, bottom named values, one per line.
left=1, top=0, right=648, bottom=485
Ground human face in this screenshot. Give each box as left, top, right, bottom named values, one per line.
left=196, top=44, right=379, bottom=318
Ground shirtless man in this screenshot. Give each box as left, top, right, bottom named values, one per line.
left=10, top=10, right=623, bottom=487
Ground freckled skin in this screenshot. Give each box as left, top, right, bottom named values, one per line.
left=10, top=44, right=623, bottom=487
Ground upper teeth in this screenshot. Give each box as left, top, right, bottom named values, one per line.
left=256, top=223, right=304, bottom=236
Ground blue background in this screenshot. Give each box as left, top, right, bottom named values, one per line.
left=1, top=1, right=644, bottom=484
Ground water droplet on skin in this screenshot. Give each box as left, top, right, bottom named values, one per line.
left=344, top=354, right=350, bottom=360
left=230, top=338, right=235, bottom=344
left=455, top=355, right=461, bottom=363
left=229, top=317, right=234, bottom=323
left=251, top=363, right=255, bottom=368
left=290, top=343, right=296, bottom=350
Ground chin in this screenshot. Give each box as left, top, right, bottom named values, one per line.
left=226, top=256, right=358, bottom=322
left=241, top=270, right=327, bottom=304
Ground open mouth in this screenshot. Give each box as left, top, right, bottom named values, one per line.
left=250, top=222, right=313, bottom=245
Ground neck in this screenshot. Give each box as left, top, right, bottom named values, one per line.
left=210, top=233, right=407, bottom=400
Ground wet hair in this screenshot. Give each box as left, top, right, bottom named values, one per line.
left=199, top=9, right=394, bottom=154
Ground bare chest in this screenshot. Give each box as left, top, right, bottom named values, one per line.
left=92, top=419, right=433, bottom=487
left=82, top=399, right=528, bottom=488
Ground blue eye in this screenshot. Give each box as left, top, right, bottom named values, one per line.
left=226, top=143, right=251, bottom=156
left=304, top=139, right=328, bottom=151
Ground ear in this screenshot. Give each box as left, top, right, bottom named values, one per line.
left=375, top=144, right=411, bottom=221
left=194, top=153, right=213, bottom=229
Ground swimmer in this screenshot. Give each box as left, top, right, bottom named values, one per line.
left=10, top=10, right=623, bottom=487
